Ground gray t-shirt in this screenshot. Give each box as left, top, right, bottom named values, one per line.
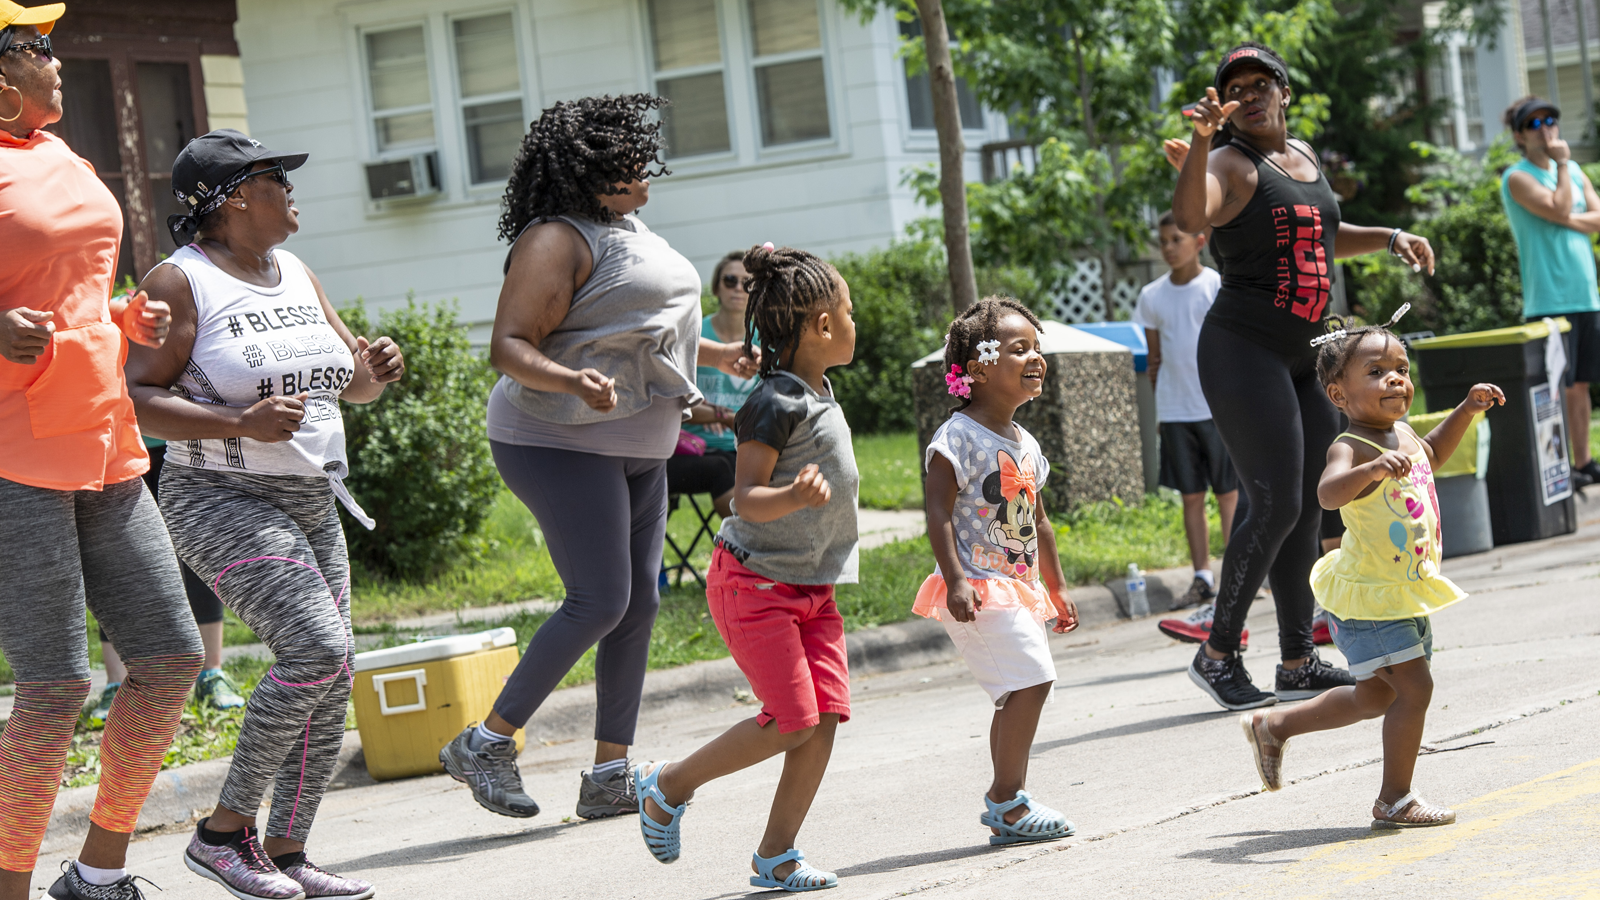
left=486, top=380, right=681, bottom=459
left=716, top=371, right=860, bottom=585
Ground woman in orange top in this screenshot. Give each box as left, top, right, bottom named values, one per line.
left=0, top=7, right=204, bottom=900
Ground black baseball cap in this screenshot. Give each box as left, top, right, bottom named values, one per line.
left=1510, top=97, right=1560, bottom=131
left=167, top=129, right=307, bottom=245
left=1214, top=45, right=1289, bottom=90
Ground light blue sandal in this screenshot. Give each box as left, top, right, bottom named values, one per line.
left=980, top=790, right=1074, bottom=846
left=635, top=761, right=687, bottom=863
left=750, top=849, right=837, bottom=892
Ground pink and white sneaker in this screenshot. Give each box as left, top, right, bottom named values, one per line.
left=279, top=856, right=374, bottom=900
left=184, top=820, right=305, bottom=900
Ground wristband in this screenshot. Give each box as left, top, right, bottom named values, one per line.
left=1387, top=228, right=1403, bottom=256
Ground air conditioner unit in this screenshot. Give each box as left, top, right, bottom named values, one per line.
left=364, top=152, right=439, bottom=200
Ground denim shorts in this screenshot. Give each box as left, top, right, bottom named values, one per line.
left=1327, top=613, right=1433, bottom=680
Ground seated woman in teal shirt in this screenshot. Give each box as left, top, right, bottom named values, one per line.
left=669, top=250, right=758, bottom=517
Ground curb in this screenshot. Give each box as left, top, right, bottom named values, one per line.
left=35, top=563, right=1205, bottom=854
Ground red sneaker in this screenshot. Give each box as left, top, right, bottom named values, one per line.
left=1157, top=604, right=1249, bottom=650
left=1312, top=612, right=1333, bottom=646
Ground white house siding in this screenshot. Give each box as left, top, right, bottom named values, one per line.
left=235, top=0, right=1003, bottom=339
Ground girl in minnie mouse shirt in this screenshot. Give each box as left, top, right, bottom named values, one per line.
left=915, top=297, right=1081, bottom=848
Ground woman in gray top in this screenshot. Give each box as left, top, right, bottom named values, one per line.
left=440, top=94, right=752, bottom=823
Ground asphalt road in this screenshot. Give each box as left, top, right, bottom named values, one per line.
left=72, top=506, right=1600, bottom=899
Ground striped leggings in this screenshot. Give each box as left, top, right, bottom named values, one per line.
left=159, top=466, right=353, bottom=844
left=0, top=476, right=204, bottom=873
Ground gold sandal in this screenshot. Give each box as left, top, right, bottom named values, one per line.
left=1371, top=792, right=1456, bottom=829
left=1240, top=711, right=1287, bottom=791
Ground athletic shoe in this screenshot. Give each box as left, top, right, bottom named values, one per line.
left=1575, top=464, right=1597, bottom=489
left=1188, top=646, right=1277, bottom=710
left=87, top=682, right=120, bottom=730
left=1578, top=460, right=1600, bottom=488
left=1157, top=604, right=1250, bottom=650
left=278, top=856, right=374, bottom=900
left=439, top=725, right=540, bottom=818
left=576, top=764, right=637, bottom=820
left=184, top=819, right=306, bottom=900
left=195, top=668, right=247, bottom=710
left=47, top=861, right=156, bottom=900
left=1275, top=651, right=1356, bottom=701
left=1311, top=611, right=1333, bottom=647
left=1174, top=576, right=1215, bottom=609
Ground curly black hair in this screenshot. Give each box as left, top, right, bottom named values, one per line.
left=1314, top=317, right=1403, bottom=388
left=741, top=244, right=842, bottom=378
left=1212, top=41, right=1291, bottom=151
left=497, top=94, right=670, bottom=244
left=943, top=297, right=1044, bottom=411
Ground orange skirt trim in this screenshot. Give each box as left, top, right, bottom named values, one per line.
left=913, top=573, right=1057, bottom=623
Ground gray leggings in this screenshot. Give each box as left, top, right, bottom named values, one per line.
left=159, top=466, right=352, bottom=844
left=489, top=442, right=667, bottom=745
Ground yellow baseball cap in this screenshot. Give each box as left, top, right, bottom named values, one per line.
left=1, top=1, right=65, bottom=35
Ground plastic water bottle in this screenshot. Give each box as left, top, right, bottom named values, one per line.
left=1125, top=563, right=1150, bottom=617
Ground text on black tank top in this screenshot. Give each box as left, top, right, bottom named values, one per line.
left=1205, top=139, right=1341, bottom=357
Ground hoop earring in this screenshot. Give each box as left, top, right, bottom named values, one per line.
left=0, top=87, right=22, bottom=124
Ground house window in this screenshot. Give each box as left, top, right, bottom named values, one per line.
left=748, top=0, right=830, bottom=146
left=1458, top=46, right=1485, bottom=147
left=453, top=13, right=525, bottom=183
left=899, top=18, right=983, bottom=130
left=366, top=26, right=435, bottom=153
left=1426, top=55, right=1456, bottom=148
left=649, top=0, right=731, bottom=158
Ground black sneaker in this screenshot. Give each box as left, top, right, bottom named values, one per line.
left=1275, top=651, right=1356, bottom=701
left=48, top=862, right=157, bottom=900
left=1188, top=646, right=1277, bottom=710
left=1175, top=576, right=1216, bottom=609
left=1577, top=460, right=1600, bottom=488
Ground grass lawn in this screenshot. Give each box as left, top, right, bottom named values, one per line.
left=855, top=431, right=923, bottom=510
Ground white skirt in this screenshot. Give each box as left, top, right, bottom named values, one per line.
left=942, top=605, right=1058, bottom=708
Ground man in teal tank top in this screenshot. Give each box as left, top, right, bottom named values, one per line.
left=1500, top=96, right=1600, bottom=485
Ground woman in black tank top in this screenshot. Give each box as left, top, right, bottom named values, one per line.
left=1167, top=42, right=1436, bottom=711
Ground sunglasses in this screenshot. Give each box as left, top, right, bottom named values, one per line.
left=721, top=274, right=744, bottom=289
left=241, top=163, right=290, bottom=189
left=1523, top=115, right=1559, bottom=131
left=2, top=35, right=53, bottom=61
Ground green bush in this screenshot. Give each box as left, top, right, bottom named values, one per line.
left=337, top=298, right=502, bottom=582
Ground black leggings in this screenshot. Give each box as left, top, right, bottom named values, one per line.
left=1199, top=323, right=1338, bottom=660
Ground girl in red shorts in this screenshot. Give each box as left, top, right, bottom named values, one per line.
left=634, top=244, right=858, bottom=893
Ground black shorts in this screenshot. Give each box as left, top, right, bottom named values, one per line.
left=1530, top=311, right=1600, bottom=386
left=1158, top=420, right=1239, bottom=496
left=665, top=448, right=737, bottom=498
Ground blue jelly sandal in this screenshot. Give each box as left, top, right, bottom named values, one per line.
left=635, top=761, right=687, bottom=863
left=749, top=849, right=837, bottom=892
left=980, top=790, right=1074, bottom=846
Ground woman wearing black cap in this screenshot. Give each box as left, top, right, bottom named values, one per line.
left=1170, top=42, right=1436, bottom=711
left=2, top=6, right=207, bottom=900
left=124, top=129, right=404, bottom=900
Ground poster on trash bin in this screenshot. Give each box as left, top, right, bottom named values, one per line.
left=1531, top=382, right=1574, bottom=505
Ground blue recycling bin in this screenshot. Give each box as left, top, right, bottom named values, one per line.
left=1071, top=322, right=1156, bottom=492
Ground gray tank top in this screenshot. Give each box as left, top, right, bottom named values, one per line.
left=497, top=213, right=703, bottom=425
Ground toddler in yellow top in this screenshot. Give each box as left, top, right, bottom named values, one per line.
left=1239, top=312, right=1504, bottom=830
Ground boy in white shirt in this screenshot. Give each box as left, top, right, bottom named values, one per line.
left=1133, top=212, right=1239, bottom=612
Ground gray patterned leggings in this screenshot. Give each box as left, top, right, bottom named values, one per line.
left=158, top=465, right=352, bottom=844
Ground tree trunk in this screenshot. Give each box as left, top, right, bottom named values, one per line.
left=914, top=0, right=979, bottom=314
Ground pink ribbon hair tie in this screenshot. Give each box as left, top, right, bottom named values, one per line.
left=762, top=241, right=775, bottom=251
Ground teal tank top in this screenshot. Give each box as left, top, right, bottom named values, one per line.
left=1500, top=158, right=1600, bottom=317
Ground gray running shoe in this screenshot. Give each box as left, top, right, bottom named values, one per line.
left=47, top=861, right=157, bottom=900
left=576, top=764, right=637, bottom=820
left=439, top=725, right=540, bottom=818
left=1175, top=576, right=1215, bottom=609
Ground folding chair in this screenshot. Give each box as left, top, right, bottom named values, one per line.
left=661, top=492, right=718, bottom=588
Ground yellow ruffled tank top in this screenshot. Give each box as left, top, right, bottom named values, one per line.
left=1310, top=428, right=1467, bottom=621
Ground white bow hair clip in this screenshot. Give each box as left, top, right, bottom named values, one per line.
left=976, top=339, right=1001, bottom=365
left=1309, top=302, right=1411, bottom=348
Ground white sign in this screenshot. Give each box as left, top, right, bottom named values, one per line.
left=1530, top=382, right=1573, bottom=505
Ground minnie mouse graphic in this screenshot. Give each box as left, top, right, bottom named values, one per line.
left=981, top=449, right=1039, bottom=578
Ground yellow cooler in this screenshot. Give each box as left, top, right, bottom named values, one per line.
left=351, top=627, right=523, bottom=781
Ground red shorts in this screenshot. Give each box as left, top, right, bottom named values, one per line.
left=706, top=547, right=851, bottom=733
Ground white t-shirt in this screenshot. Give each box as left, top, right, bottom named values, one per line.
left=1131, top=267, right=1221, bottom=423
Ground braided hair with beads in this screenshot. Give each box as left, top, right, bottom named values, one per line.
left=497, top=94, right=670, bottom=246
left=943, top=297, right=1044, bottom=411
left=740, top=244, right=843, bottom=378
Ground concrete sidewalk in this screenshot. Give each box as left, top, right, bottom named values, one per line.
left=39, top=494, right=1600, bottom=898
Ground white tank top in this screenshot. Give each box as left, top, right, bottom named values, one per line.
left=160, top=245, right=373, bottom=527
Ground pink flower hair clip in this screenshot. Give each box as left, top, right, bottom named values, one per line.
left=946, top=364, right=974, bottom=398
